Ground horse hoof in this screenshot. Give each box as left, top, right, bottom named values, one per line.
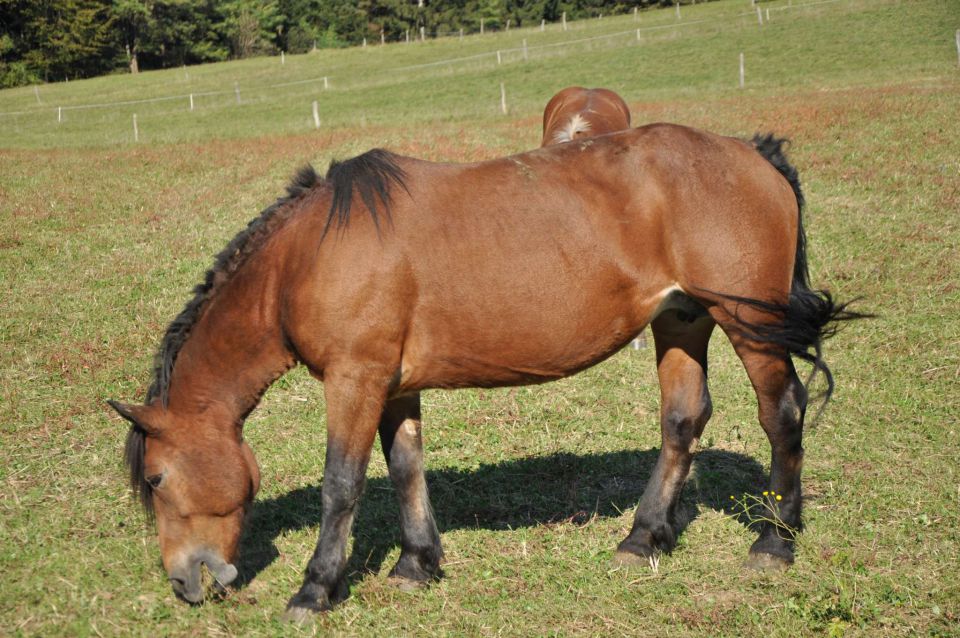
left=387, top=575, right=430, bottom=592
left=282, top=605, right=316, bottom=624
left=745, top=552, right=792, bottom=572
left=611, top=549, right=659, bottom=571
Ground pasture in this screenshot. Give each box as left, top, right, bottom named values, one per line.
left=1, top=0, right=958, bottom=635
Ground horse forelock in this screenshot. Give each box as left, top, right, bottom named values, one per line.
left=124, top=424, right=155, bottom=521
left=323, top=149, right=408, bottom=240
left=146, top=165, right=319, bottom=407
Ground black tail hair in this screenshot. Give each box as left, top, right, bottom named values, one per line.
left=714, top=135, right=869, bottom=417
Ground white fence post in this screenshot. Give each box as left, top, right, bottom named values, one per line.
left=676, top=3, right=681, bottom=19
left=497, top=50, right=502, bottom=65
left=481, top=19, right=484, bottom=34
left=281, top=51, right=285, bottom=64
left=562, top=12, right=567, bottom=31
left=956, top=29, right=960, bottom=66
left=312, top=101, right=320, bottom=129
left=57, top=106, right=62, bottom=123
left=522, top=39, right=528, bottom=61
left=757, top=7, right=763, bottom=25
left=133, top=113, right=139, bottom=142
left=34, top=85, right=41, bottom=104
left=739, top=52, right=745, bottom=88
left=420, top=26, right=425, bottom=41
left=634, top=7, right=638, bottom=21
left=500, top=82, right=507, bottom=115
left=324, top=76, right=329, bottom=89
left=234, top=82, right=241, bottom=104
left=541, top=19, right=545, bottom=31
left=189, top=93, right=194, bottom=111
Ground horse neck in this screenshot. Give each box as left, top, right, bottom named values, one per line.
left=166, top=252, right=295, bottom=429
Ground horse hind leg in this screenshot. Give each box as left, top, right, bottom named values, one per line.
left=713, top=311, right=808, bottom=569
left=377, top=392, right=443, bottom=588
left=615, top=308, right=714, bottom=565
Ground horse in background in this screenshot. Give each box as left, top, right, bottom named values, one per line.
left=541, top=86, right=632, bottom=146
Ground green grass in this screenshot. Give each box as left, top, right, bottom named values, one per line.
left=1, top=0, right=959, bottom=635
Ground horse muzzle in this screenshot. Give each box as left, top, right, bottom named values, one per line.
left=168, top=549, right=238, bottom=604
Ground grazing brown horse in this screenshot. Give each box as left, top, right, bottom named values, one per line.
left=109, top=124, right=860, bottom=620
left=541, top=86, right=631, bottom=146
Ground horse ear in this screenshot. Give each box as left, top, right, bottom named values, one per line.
left=108, top=400, right=161, bottom=435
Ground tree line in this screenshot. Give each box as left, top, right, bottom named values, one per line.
left=0, top=0, right=688, bottom=88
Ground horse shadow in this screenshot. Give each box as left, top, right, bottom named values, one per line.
left=235, top=447, right=766, bottom=589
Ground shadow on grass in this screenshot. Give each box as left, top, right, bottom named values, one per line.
left=236, top=448, right=766, bottom=590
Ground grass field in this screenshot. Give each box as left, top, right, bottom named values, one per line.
left=1, top=0, right=959, bottom=635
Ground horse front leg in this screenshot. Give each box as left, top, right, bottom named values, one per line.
left=378, top=392, right=444, bottom=588
left=615, top=311, right=714, bottom=566
left=284, top=370, right=388, bottom=622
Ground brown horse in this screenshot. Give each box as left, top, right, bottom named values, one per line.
left=541, top=86, right=631, bottom=146
left=109, top=124, right=860, bottom=620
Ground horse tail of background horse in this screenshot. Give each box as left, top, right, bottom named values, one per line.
left=710, top=134, right=869, bottom=416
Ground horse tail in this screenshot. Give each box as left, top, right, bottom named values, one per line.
left=707, top=134, right=869, bottom=416
left=552, top=114, right=592, bottom=144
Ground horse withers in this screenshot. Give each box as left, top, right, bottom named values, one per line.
left=541, top=86, right=631, bottom=146
left=109, top=124, right=861, bottom=619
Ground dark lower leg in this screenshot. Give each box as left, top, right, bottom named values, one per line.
left=747, top=363, right=807, bottom=566
left=285, top=373, right=386, bottom=617
left=378, top=393, right=443, bottom=584
left=617, top=314, right=713, bottom=561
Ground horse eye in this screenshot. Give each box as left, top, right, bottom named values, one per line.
left=146, top=474, right=163, bottom=489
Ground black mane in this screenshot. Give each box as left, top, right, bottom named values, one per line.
left=146, top=165, right=319, bottom=407
left=323, top=148, right=408, bottom=239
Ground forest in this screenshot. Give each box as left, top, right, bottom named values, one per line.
left=0, top=0, right=684, bottom=87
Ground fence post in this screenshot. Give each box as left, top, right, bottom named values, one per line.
left=420, top=26, right=425, bottom=41
left=34, top=85, right=41, bottom=104
left=497, top=50, right=502, bottom=65
left=381, top=30, right=385, bottom=45
left=541, top=19, right=545, bottom=31
left=460, top=28, right=464, bottom=41
left=956, top=29, right=960, bottom=66
left=562, top=12, right=567, bottom=31
left=323, top=76, right=329, bottom=89
left=522, top=39, right=528, bottom=61
left=637, top=28, right=641, bottom=42
left=234, top=82, right=241, bottom=104
left=312, top=101, right=320, bottom=129
left=634, top=7, right=638, bottom=21
left=500, top=82, right=507, bottom=115
left=189, top=93, right=194, bottom=111
left=281, top=51, right=285, bottom=64
left=739, top=52, right=745, bottom=88
left=506, top=19, right=511, bottom=32
left=57, top=106, right=62, bottom=123
left=676, top=3, right=680, bottom=19
left=481, top=18, right=484, bottom=35
left=757, top=7, right=763, bottom=25
left=133, top=113, right=139, bottom=142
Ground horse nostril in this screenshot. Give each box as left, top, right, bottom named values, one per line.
left=169, top=577, right=186, bottom=591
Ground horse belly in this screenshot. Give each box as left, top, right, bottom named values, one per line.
left=396, top=266, right=669, bottom=392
